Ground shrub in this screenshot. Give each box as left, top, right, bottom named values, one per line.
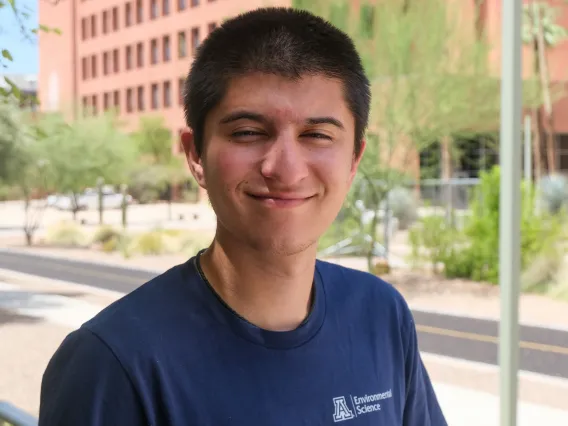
left=386, top=187, right=418, bottom=230
left=441, top=166, right=566, bottom=284
left=128, top=231, right=171, bottom=255
left=45, top=221, right=88, bottom=248
left=538, top=174, right=568, bottom=215
left=408, top=214, right=455, bottom=273
left=92, top=225, right=122, bottom=245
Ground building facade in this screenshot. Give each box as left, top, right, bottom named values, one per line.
left=38, top=0, right=290, bottom=142
left=39, top=0, right=568, bottom=183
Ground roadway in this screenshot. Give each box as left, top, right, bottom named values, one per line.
left=0, top=249, right=567, bottom=380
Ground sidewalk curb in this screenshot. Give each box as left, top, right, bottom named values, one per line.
left=0, top=268, right=125, bottom=299
left=0, top=247, right=165, bottom=274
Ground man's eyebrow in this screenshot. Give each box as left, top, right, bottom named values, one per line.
left=306, top=117, right=345, bottom=130
left=219, top=111, right=345, bottom=130
left=219, top=111, right=267, bottom=124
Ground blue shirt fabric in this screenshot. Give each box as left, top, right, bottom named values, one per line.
left=39, top=256, right=447, bottom=425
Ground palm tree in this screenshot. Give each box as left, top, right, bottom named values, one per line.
left=522, top=1, right=568, bottom=176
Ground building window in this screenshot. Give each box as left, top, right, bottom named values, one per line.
left=126, top=88, right=133, bottom=112
left=113, top=49, right=119, bottom=73
left=102, top=11, right=109, bottom=34
left=178, top=0, right=186, bottom=11
left=91, top=15, right=97, bottom=38
left=82, top=96, right=89, bottom=111
left=125, top=3, right=132, bottom=26
left=136, top=0, right=143, bottom=23
left=208, top=22, right=217, bottom=34
left=191, top=27, right=200, bottom=55
left=137, top=42, right=144, bottom=67
left=151, top=0, right=158, bottom=19
left=163, top=81, right=171, bottom=107
left=178, top=77, right=185, bottom=105
left=91, top=55, right=98, bottom=78
left=137, top=86, right=145, bottom=111
left=81, top=18, right=88, bottom=40
left=82, top=57, right=88, bottom=80
left=191, top=0, right=199, bottom=7
left=92, top=95, right=98, bottom=114
left=163, top=35, right=171, bottom=62
left=113, top=90, right=120, bottom=112
left=126, top=45, right=133, bottom=70
left=112, top=7, right=119, bottom=30
left=151, top=83, right=159, bottom=109
left=104, top=93, right=110, bottom=110
left=103, top=52, right=109, bottom=75
left=178, top=31, right=186, bottom=58
left=163, top=0, right=170, bottom=15
left=151, top=39, right=159, bottom=64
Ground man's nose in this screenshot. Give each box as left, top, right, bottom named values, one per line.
left=260, top=133, right=309, bottom=186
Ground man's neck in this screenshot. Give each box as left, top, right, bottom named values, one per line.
left=199, top=232, right=317, bottom=332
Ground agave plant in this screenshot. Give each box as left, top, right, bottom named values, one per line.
left=385, top=187, right=418, bottom=230
left=538, top=174, right=568, bottom=214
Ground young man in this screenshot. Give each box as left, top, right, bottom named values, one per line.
left=39, top=7, right=447, bottom=425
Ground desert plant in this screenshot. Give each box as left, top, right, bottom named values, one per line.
left=92, top=225, right=122, bottom=245
left=442, top=166, right=566, bottom=283
left=538, top=174, right=568, bottom=214
left=45, top=221, right=88, bottom=248
left=407, top=214, right=455, bottom=273
left=386, top=187, right=418, bottom=230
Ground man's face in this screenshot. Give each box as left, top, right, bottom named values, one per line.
left=184, top=72, right=365, bottom=256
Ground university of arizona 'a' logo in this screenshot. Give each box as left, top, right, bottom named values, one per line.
left=333, top=396, right=355, bottom=422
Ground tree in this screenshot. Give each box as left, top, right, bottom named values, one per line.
left=130, top=115, right=190, bottom=216
left=296, top=0, right=545, bottom=269
left=1, top=0, right=60, bottom=100
left=522, top=1, right=568, bottom=177
left=40, top=111, right=137, bottom=219
left=0, top=98, right=50, bottom=245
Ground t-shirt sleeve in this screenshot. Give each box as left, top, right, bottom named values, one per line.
left=39, top=327, right=148, bottom=426
left=401, top=309, right=448, bottom=426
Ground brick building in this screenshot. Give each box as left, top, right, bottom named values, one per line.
left=38, top=0, right=568, bottom=185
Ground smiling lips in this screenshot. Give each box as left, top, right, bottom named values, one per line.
left=246, top=192, right=315, bottom=208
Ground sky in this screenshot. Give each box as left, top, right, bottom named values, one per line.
left=1, top=0, right=39, bottom=74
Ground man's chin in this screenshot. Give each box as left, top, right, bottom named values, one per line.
left=248, top=236, right=319, bottom=257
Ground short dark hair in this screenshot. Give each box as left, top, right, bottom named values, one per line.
left=183, top=7, right=370, bottom=158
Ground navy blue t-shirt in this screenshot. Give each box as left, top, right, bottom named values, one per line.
left=39, top=256, right=447, bottom=425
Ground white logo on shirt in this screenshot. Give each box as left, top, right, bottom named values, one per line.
left=333, top=397, right=355, bottom=422
left=333, top=389, right=393, bottom=422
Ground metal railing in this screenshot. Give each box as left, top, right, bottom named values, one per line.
left=0, top=401, right=37, bottom=426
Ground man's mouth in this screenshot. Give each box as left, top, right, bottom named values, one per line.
left=246, top=192, right=314, bottom=208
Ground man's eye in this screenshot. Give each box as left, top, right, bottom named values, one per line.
left=303, top=133, right=332, bottom=140
left=231, top=130, right=262, bottom=138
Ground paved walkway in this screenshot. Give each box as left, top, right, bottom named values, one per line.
left=1, top=272, right=567, bottom=424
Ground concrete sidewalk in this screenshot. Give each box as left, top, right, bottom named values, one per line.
left=435, top=382, right=568, bottom=426
left=1, top=273, right=567, bottom=424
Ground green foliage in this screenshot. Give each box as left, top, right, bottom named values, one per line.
left=0, top=97, right=35, bottom=185
left=127, top=116, right=188, bottom=203
left=132, top=116, right=174, bottom=164
left=522, top=2, right=568, bottom=47
left=408, top=214, right=456, bottom=273
left=421, top=166, right=567, bottom=284
left=38, top=111, right=137, bottom=202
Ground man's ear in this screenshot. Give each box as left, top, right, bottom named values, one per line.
left=180, top=129, right=207, bottom=189
left=349, top=138, right=367, bottom=184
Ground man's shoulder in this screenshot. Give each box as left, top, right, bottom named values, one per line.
left=81, top=259, right=197, bottom=347
left=316, top=259, right=405, bottom=302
